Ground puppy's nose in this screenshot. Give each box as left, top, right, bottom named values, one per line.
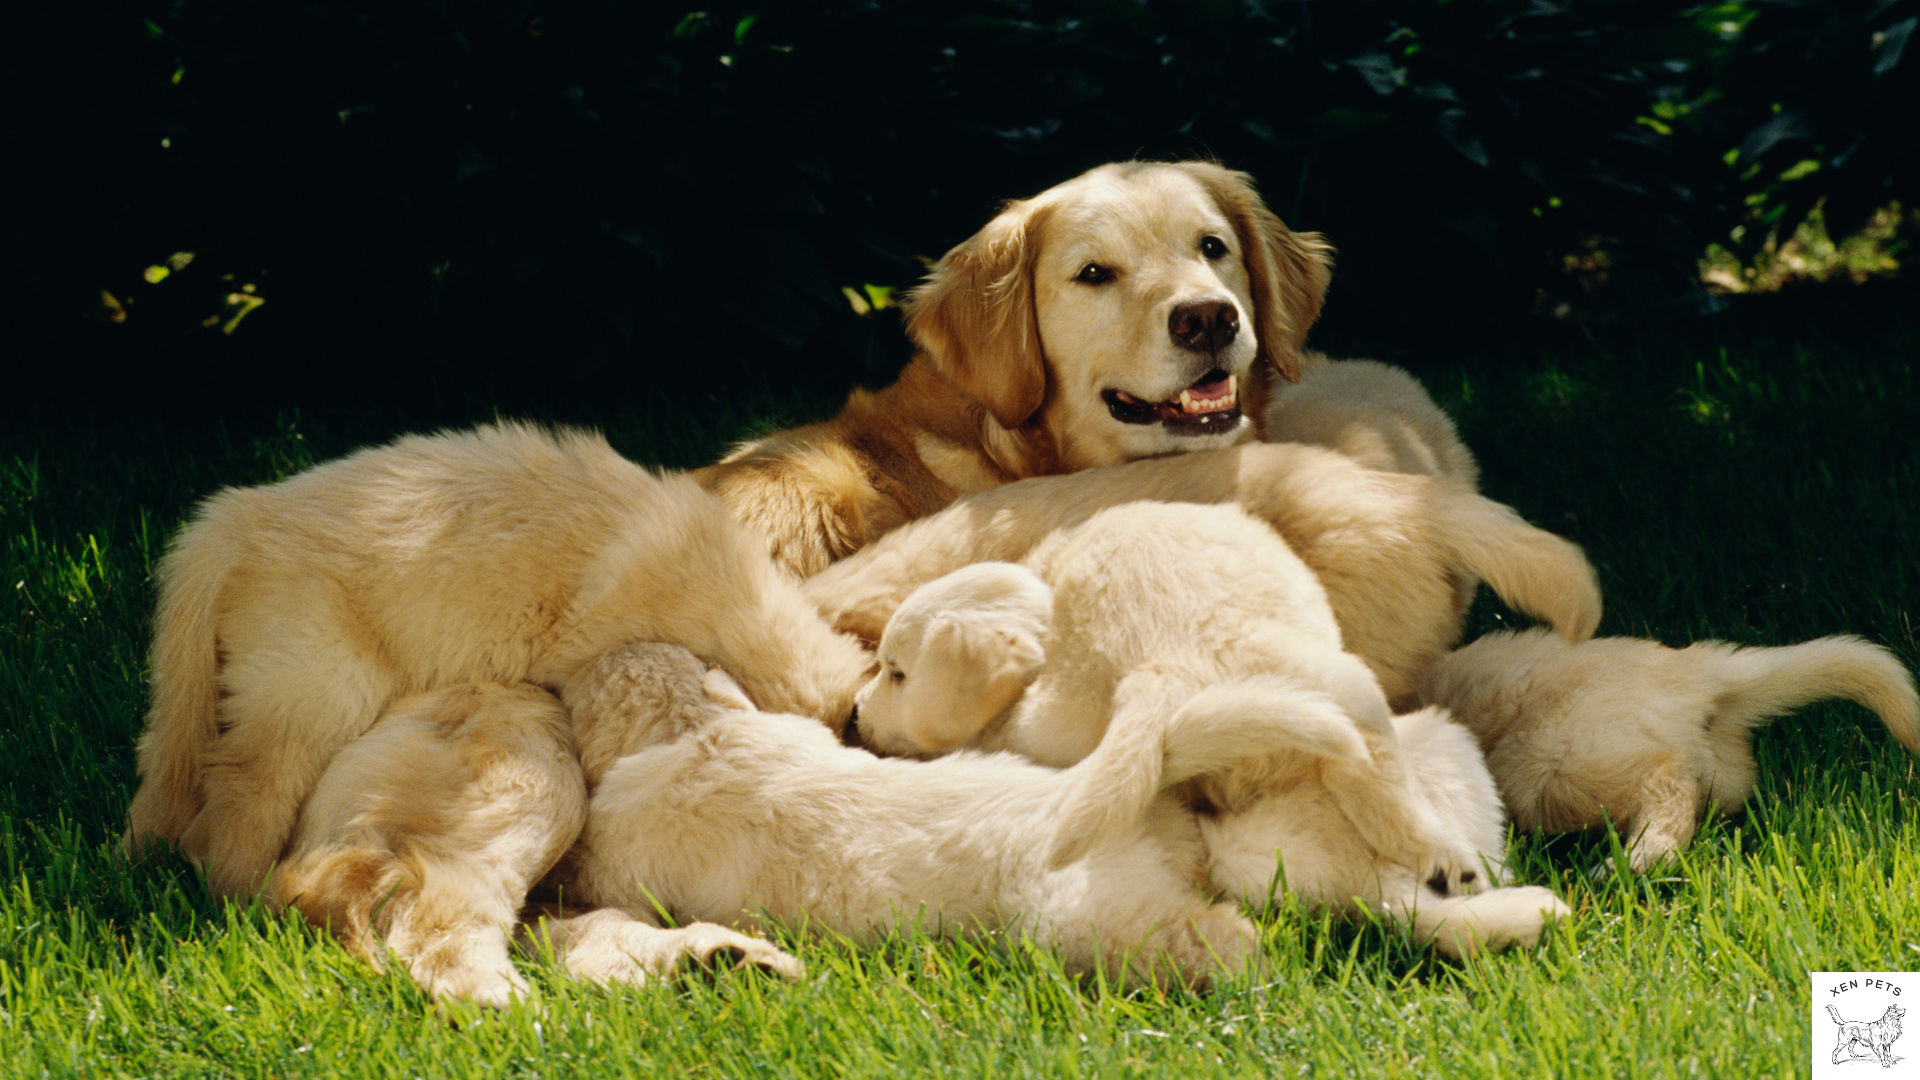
left=1168, top=298, right=1240, bottom=354
left=840, top=705, right=865, bottom=747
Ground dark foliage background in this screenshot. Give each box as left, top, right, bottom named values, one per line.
left=6, top=0, right=1914, bottom=420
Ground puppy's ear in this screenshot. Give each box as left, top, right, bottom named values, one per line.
left=987, top=626, right=1047, bottom=689
left=920, top=609, right=1042, bottom=697
left=1180, top=163, right=1333, bottom=384
left=903, top=199, right=1052, bottom=429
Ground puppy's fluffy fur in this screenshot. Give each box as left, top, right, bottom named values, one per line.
left=1422, top=629, right=1920, bottom=871
left=698, top=161, right=1333, bottom=577
left=555, top=641, right=1342, bottom=988
left=1261, top=353, right=1479, bottom=490
left=127, top=423, right=869, bottom=1003
left=853, top=506, right=1569, bottom=956
left=808, top=440, right=1599, bottom=708
left=854, top=562, right=1056, bottom=756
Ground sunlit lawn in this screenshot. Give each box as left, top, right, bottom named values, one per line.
left=3, top=303, right=1914, bottom=1077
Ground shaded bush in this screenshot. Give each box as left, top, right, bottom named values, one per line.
left=5, top=1, right=1913, bottom=416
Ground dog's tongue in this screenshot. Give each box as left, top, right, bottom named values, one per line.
left=1185, top=373, right=1233, bottom=400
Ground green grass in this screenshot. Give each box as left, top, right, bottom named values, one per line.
left=2, top=310, right=1916, bottom=1077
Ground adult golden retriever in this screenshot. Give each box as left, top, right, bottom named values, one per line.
left=697, top=160, right=1333, bottom=578
left=701, top=159, right=1595, bottom=699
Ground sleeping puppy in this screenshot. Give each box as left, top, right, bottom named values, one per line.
left=807, top=439, right=1599, bottom=708
left=854, top=546, right=1569, bottom=957
left=126, top=422, right=871, bottom=1005
left=697, top=160, right=1332, bottom=578
left=851, top=562, right=1055, bottom=756
left=1261, top=353, right=1479, bottom=490
left=552, top=641, right=1366, bottom=989
left=1422, top=629, right=1920, bottom=871
left=271, top=681, right=802, bottom=1006
left=1201, top=704, right=1572, bottom=957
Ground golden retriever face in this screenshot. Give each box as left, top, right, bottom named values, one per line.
left=906, top=161, right=1333, bottom=472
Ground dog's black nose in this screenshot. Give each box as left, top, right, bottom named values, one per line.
left=1169, top=298, right=1239, bottom=354
left=840, top=705, right=864, bottom=747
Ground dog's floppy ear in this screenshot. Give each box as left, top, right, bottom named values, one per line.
left=916, top=612, right=1045, bottom=732
left=1178, top=162, right=1333, bottom=383
left=903, top=199, right=1052, bottom=429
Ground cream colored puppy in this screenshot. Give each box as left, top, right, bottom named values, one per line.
left=557, top=642, right=1364, bottom=988
left=854, top=505, right=1390, bottom=766
left=808, top=440, right=1599, bottom=710
left=1261, top=353, right=1479, bottom=490
left=270, top=681, right=800, bottom=1006
left=126, top=422, right=870, bottom=1004
left=854, top=543, right=1568, bottom=957
left=853, top=562, right=1054, bottom=756
left=1258, top=354, right=1486, bottom=622
left=1423, top=629, right=1920, bottom=871
left=1200, top=705, right=1570, bottom=957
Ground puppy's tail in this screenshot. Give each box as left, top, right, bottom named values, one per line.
left=124, top=493, right=245, bottom=857
left=1828, top=1004, right=1847, bottom=1026
left=1045, top=672, right=1367, bottom=870
left=1437, top=491, right=1602, bottom=643
left=1700, top=635, right=1920, bottom=755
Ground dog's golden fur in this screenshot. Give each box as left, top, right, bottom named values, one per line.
left=850, top=510, right=1571, bottom=957
left=697, top=160, right=1333, bottom=577
left=1422, top=629, right=1919, bottom=871
left=1262, top=353, right=1480, bottom=490
left=125, top=422, right=869, bottom=1003
left=805, top=440, right=1600, bottom=708
left=122, top=161, right=1595, bottom=1004
left=554, top=641, right=1289, bottom=988
left=270, top=682, right=589, bottom=1005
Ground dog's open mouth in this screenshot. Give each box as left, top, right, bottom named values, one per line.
left=1101, top=370, right=1240, bottom=435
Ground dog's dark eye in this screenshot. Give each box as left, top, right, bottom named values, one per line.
left=1200, top=235, right=1229, bottom=260
left=889, top=666, right=905, bottom=682
left=1074, top=262, right=1113, bottom=285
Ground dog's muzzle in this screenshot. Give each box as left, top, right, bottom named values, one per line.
left=1102, top=369, right=1242, bottom=435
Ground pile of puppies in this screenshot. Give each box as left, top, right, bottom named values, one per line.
left=123, top=162, right=1919, bottom=1007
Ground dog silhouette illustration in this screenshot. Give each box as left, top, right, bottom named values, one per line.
left=1827, top=1003, right=1906, bottom=1067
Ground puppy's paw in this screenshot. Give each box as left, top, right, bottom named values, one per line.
left=655, top=921, right=807, bottom=981
left=1403, top=821, right=1491, bottom=899
left=531, top=908, right=804, bottom=987
left=1426, top=886, right=1571, bottom=957
left=1418, top=841, right=1493, bottom=898
left=424, top=963, right=533, bottom=1012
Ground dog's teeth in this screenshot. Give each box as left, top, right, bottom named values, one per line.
left=1178, top=385, right=1238, bottom=414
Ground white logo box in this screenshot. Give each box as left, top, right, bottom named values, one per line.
left=1813, top=971, right=1914, bottom=1077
